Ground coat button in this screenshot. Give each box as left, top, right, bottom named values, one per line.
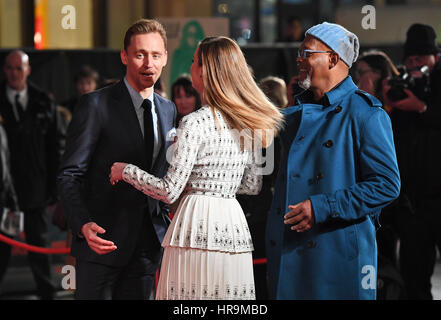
left=335, top=106, right=342, bottom=113
left=298, top=135, right=305, bottom=141
left=324, top=140, right=333, bottom=148
left=316, top=172, right=324, bottom=180
left=307, top=240, right=316, bottom=248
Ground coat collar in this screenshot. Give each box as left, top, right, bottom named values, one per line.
left=151, top=93, right=173, bottom=173
left=153, top=93, right=169, bottom=142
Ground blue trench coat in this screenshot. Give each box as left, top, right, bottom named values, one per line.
left=265, top=76, right=400, bottom=299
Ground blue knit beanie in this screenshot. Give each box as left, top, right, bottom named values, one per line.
left=305, top=22, right=359, bottom=68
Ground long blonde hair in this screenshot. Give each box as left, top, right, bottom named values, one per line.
left=197, top=36, right=284, bottom=148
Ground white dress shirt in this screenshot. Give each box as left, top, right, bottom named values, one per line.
left=123, top=78, right=161, bottom=168
left=6, top=85, right=28, bottom=122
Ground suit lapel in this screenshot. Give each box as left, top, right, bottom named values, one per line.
left=0, top=93, right=15, bottom=124
left=25, top=84, right=41, bottom=122
left=152, top=94, right=170, bottom=174
left=0, top=83, right=24, bottom=126
left=110, top=81, right=147, bottom=165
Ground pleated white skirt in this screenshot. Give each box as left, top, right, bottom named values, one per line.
left=155, top=194, right=256, bottom=300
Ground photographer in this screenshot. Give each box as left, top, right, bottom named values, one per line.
left=383, top=23, right=441, bottom=300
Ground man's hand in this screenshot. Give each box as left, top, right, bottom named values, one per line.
left=81, top=222, right=117, bottom=255
left=284, top=199, right=315, bottom=232
left=382, top=78, right=427, bottom=113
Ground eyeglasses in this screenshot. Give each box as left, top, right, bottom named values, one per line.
left=297, top=49, right=334, bottom=59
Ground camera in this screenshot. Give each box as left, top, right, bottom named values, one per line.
left=387, top=65, right=431, bottom=102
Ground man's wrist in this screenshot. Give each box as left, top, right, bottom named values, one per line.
left=79, top=221, right=92, bottom=239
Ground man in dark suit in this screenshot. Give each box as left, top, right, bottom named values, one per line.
left=58, top=19, right=176, bottom=300
left=0, top=50, right=63, bottom=300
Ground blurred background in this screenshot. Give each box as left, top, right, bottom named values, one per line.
left=0, top=0, right=440, bottom=101
left=0, top=0, right=440, bottom=300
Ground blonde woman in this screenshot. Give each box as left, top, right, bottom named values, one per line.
left=110, top=36, right=283, bottom=300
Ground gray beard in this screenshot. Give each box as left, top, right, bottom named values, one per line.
left=298, top=74, right=311, bottom=90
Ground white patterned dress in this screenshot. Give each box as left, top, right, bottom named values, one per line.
left=122, top=106, right=261, bottom=300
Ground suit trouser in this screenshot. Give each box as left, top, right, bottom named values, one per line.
left=75, top=211, right=163, bottom=300
left=75, top=247, right=162, bottom=300
left=398, top=213, right=441, bottom=300
left=0, top=207, right=54, bottom=299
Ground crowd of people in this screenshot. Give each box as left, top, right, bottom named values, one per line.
left=0, top=18, right=440, bottom=300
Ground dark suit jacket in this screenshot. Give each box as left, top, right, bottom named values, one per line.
left=0, top=81, right=63, bottom=210
left=57, top=81, right=176, bottom=266
left=0, top=124, right=19, bottom=212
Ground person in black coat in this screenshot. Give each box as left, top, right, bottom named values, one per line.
left=57, top=19, right=176, bottom=300
left=0, top=50, right=64, bottom=299
left=383, top=23, right=441, bottom=300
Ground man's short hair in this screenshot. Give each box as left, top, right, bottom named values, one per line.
left=123, top=19, right=167, bottom=51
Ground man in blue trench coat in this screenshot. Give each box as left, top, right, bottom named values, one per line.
left=265, top=22, right=401, bottom=299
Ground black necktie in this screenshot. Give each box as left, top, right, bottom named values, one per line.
left=141, top=99, right=154, bottom=170
left=15, top=94, right=25, bottom=122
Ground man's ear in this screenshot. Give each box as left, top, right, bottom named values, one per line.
left=163, top=50, right=168, bottom=67
left=120, top=50, right=128, bottom=66
left=329, top=52, right=340, bottom=69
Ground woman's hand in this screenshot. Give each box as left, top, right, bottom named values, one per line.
left=110, top=162, right=128, bottom=185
